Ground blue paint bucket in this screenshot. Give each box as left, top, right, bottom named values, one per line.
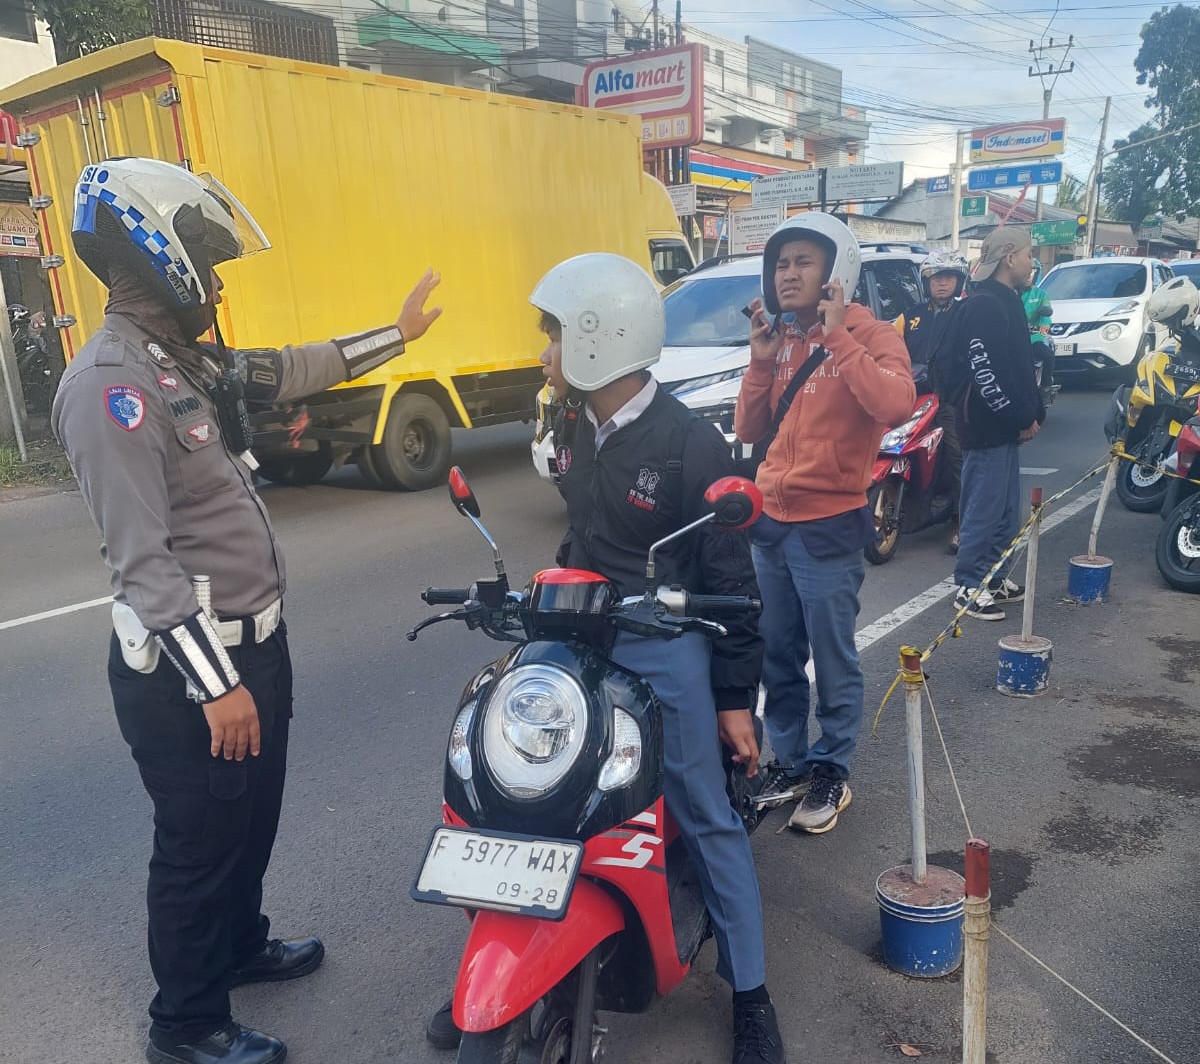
left=996, top=634, right=1053, bottom=698
left=876, top=865, right=965, bottom=978
left=1068, top=554, right=1113, bottom=604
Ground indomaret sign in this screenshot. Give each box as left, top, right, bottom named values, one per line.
left=579, top=44, right=704, bottom=150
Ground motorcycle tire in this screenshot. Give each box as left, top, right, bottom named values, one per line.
left=1155, top=500, right=1200, bottom=592
left=455, top=1015, right=526, bottom=1064
left=865, top=480, right=902, bottom=565
left=1115, top=453, right=1169, bottom=513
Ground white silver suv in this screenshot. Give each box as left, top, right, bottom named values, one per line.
left=532, top=245, right=927, bottom=482
left=1042, top=257, right=1173, bottom=382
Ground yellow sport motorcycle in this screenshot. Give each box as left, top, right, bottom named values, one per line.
left=1106, top=282, right=1200, bottom=513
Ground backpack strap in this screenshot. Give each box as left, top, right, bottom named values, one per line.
left=752, top=344, right=829, bottom=463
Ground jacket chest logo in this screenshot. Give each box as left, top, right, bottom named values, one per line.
left=628, top=467, right=661, bottom=512
left=187, top=422, right=212, bottom=444
left=170, top=395, right=203, bottom=419
left=555, top=445, right=572, bottom=475
left=157, top=374, right=179, bottom=390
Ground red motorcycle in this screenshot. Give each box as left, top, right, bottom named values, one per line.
left=866, top=383, right=953, bottom=565
left=408, top=468, right=767, bottom=1064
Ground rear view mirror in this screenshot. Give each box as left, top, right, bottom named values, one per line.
left=448, top=466, right=481, bottom=519
left=704, top=476, right=763, bottom=531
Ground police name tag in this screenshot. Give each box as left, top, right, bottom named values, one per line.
left=411, top=826, right=582, bottom=920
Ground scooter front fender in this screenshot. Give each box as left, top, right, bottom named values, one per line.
left=453, top=878, right=625, bottom=1033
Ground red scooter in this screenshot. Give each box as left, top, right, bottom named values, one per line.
left=866, top=376, right=953, bottom=565
left=408, top=468, right=767, bottom=1064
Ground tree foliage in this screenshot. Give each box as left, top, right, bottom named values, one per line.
left=1053, top=172, right=1088, bottom=212
left=1102, top=3, right=1200, bottom=223
left=31, top=0, right=149, bottom=64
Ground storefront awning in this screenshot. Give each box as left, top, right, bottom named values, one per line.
left=357, top=12, right=503, bottom=66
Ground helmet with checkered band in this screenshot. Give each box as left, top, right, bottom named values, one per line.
left=71, top=158, right=269, bottom=335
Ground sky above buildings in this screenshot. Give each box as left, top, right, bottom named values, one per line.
left=682, top=0, right=1171, bottom=193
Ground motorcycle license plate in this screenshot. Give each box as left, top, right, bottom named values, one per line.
left=411, top=827, right=583, bottom=920
left=1054, top=342, right=1075, bottom=357
left=1167, top=362, right=1200, bottom=384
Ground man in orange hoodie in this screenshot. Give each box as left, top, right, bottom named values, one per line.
left=735, top=214, right=914, bottom=834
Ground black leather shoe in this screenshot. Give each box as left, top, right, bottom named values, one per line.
left=228, top=937, right=325, bottom=988
left=425, top=998, right=461, bottom=1050
left=146, top=1022, right=286, bottom=1064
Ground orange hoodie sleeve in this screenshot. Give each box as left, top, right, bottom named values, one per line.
left=733, top=354, right=778, bottom=446
left=820, top=306, right=915, bottom=428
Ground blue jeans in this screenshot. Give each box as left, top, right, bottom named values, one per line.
left=954, top=443, right=1021, bottom=588
left=611, top=632, right=766, bottom=992
left=750, top=516, right=866, bottom=783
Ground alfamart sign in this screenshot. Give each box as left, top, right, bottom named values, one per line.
left=580, top=44, right=704, bottom=150
left=969, top=119, right=1066, bottom=163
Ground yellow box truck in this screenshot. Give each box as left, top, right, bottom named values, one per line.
left=0, top=39, right=693, bottom=488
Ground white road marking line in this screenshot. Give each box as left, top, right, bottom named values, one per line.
left=1021, top=466, right=1059, bottom=476
left=0, top=595, right=113, bottom=632
left=855, top=487, right=1102, bottom=653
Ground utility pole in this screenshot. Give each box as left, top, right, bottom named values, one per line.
left=1028, top=35, right=1074, bottom=221
left=951, top=129, right=964, bottom=251
left=1085, top=96, right=1111, bottom=256
left=652, top=0, right=660, bottom=50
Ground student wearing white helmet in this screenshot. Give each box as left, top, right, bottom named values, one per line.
left=427, top=253, right=786, bottom=1064
left=735, top=213, right=914, bottom=833
left=897, top=249, right=971, bottom=552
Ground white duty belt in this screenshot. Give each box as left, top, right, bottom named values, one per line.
left=214, top=597, right=283, bottom=647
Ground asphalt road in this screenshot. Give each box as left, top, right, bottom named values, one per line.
left=2, top=387, right=1197, bottom=1064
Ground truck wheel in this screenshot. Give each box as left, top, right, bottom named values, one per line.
left=256, top=448, right=332, bottom=486
left=356, top=444, right=387, bottom=489
left=375, top=393, right=453, bottom=491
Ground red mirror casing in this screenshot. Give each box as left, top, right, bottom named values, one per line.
left=703, top=476, right=763, bottom=531
left=448, top=466, right=481, bottom=519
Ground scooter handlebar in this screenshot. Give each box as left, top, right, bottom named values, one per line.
left=687, top=594, right=762, bottom=617
left=422, top=587, right=473, bottom=605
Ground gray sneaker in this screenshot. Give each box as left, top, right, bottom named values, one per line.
left=787, top=777, right=852, bottom=834
left=750, top=763, right=811, bottom=810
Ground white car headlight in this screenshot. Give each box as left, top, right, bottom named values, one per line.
left=1106, top=299, right=1140, bottom=316
left=448, top=700, right=477, bottom=781
left=598, top=708, right=642, bottom=792
left=1102, top=322, right=1123, bottom=342
left=482, top=664, right=588, bottom=798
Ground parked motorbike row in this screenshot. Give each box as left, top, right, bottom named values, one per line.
left=1107, top=275, right=1200, bottom=592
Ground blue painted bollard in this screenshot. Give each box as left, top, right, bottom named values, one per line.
left=1068, top=554, right=1113, bottom=604
left=996, top=634, right=1052, bottom=697
left=876, top=864, right=965, bottom=978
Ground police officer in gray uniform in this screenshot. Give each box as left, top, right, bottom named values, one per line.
left=51, top=158, right=443, bottom=1064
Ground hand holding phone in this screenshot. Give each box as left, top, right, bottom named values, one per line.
left=817, top=278, right=847, bottom=333
left=745, top=297, right=783, bottom=363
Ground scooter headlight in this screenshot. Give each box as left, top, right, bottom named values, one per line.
left=598, top=708, right=642, bottom=792
left=880, top=398, right=934, bottom=452
left=481, top=665, right=588, bottom=798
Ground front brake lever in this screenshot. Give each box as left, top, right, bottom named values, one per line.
left=671, top=617, right=729, bottom=639
left=406, top=610, right=467, bottom=641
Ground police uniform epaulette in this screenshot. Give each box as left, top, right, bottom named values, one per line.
left=94, top=327, right=130, bottom=367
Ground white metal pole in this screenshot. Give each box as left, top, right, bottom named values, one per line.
left=951, top=131, right=964, bottom=250
left=901, top=650, right=926, bottom=884
left=1090, top=457, right=1120, bottom=558
left=962, top=839, right=991, bottom=1064
left=1021, top=487, right=1043, bottom=641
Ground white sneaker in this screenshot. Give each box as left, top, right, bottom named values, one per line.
left=954, top=585, right=1006, bottom=621
left=988, top=577, right=1025, bottom=603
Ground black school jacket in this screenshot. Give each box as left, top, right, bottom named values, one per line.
left=553, top=386, right=763, bottom=711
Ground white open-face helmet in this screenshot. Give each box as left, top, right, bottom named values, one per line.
left=1147, top=275, right=1200, bottom=330
left=72, top=157, right=269, bottom=329
left=761, top=212, right=861, bottom=315
left=529, top=253, right=664, bottom=392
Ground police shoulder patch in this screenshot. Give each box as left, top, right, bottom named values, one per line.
left=105, top=385, right=146, bottom=431
left=144, top=341, right=175, bottom=367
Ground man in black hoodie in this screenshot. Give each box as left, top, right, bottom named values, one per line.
left=952, top=227, right=1045, bottom=621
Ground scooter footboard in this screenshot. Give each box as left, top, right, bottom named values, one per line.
left=453, top=878, right=625, bottom=1033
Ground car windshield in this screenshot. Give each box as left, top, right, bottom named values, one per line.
left=1041, top=262, right=1147, bottom=301
left=664, top=273, right=763, bottom=347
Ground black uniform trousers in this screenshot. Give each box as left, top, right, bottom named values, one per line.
left=108, top=621, right=293, bottom=1045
